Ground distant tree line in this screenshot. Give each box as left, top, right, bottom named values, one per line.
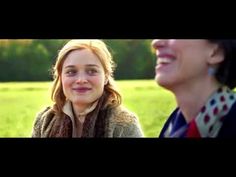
left=0, top=39, right=155, bottom=81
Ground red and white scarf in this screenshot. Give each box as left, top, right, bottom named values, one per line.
left=187, top=86, right=236, bottom=137
left=165, top=86, right=236, bottom=138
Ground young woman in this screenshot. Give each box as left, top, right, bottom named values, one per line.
left=32, top=40, right=143, bottom=137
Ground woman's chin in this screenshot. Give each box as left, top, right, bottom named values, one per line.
left=155, top=76, right=173, bottom=89
left=72, top=100, right=90, bottom=106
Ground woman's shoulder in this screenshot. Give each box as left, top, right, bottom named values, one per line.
left=36, top=106, right=54, bottom=117
left=108, top=106, right=139, bottom=124
left=32, top=106, right=56, bottom=137
left=105, top=106, right=144, bottom=137
left=223, top=101, right=236, bottom=122
left=34, top=106, right=56, bottom=125
left=218, top=101, right=236, bottom=137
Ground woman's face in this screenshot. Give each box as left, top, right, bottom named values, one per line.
left=151, top=39, right=220, bottom=90
left=61, top=49, right=107, bottom=109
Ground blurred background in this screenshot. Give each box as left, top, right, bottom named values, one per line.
left=0, top=39, right=155, bottom=81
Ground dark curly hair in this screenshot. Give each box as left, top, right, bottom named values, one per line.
left=208, top=40, right=236, bottom=89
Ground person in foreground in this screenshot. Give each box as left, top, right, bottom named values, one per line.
left=152, top=39, right=236, bottom=138
left=32, top=39, right=143, bottom=137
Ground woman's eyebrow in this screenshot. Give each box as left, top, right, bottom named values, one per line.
left=64, top=65, right=75, bottom=69
left=85, top=64, right=100, bottom=68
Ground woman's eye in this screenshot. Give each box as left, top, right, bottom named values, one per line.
left=87, top=69, right=98, bottom=75
left=66, top=70, right=76, bottom=76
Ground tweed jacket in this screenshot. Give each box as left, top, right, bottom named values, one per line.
left=32, top=105, right=144, bottom=138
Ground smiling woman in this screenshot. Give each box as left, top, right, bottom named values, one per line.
left=152, top=39, right=236, bottom=138
left=32, top=39, right=144, bottom=138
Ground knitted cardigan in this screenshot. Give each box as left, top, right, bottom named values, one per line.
left=32, top=105, right=144, bottom=138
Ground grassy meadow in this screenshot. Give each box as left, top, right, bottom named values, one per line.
left=0, top=80, right=176, bottom=137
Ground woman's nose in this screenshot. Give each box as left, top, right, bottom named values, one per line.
left=75, top=73, right=88, bottom=84
left=152, top=39, right=167, bottom=49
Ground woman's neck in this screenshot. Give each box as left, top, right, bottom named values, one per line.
left=172, top=79, right=221, bottom=123
left=72, top=104, right=89, bottom=115
left=72, top=101, right=98, bottom=118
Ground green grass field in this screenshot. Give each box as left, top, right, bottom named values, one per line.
left=0, top=80, right=176, bottom=137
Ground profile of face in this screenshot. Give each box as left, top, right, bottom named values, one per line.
left=151, top=39, right=224, bottom=90
left=61, top=48, right=107, bottom=109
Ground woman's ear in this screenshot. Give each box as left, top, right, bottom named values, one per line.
left=208, top=44, right=224, bottom=65
left=104, top=78, right=108, bottom=85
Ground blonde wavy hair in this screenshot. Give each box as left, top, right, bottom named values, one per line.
left=51, top=40, right=122, bottom=115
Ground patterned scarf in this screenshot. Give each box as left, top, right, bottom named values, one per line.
left=49, top=93, right=108, bottom=137
left=165, top=86, right=236, bottom=138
